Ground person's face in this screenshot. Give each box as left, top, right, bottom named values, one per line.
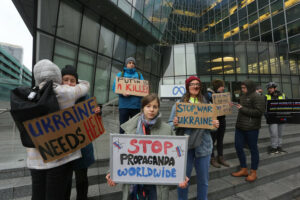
left=143, top=99, right=159, bottom=121
left=62, top=75, right=76, bottom=87
left=188, top=80, right=201, bottom=97
left=268, top=87, right=275, bottom=94
left=217, top=86, right=225, bottom=93
left=126, top=61, right=135, bottom=69
left=241, top=85, right=248, bottom=94
left=257, top=89, right=263, bottom=94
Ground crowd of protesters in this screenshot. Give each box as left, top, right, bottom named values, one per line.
left=19, top=56, right=291, bottom=200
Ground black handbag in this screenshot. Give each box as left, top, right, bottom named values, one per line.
left=10, top=81, right=60, bottom=147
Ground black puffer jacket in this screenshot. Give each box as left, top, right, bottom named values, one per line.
left=236, top=80, right=266, bottom=131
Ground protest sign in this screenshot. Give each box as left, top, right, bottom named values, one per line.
left=266, top=99, right=300, bottom=124
left=115, top=77, right=149, bottom=97
left=110, top=134, right=188, bottom=185
left=212, top=92, right=232, bottom=116
left=176, top=102, right=217, bottom=129
left=23, top=97, right=105, bottom=163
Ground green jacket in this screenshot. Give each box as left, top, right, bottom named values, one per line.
left=120, top=113, right=174, bottom=200
left=236, top=80, right=266, bottom=131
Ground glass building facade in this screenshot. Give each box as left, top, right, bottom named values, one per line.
left=161, top=41, right=300, bottom=99
left=13, top=0, right=300, bottom=101
left=0, top=46, right=31, bottom=101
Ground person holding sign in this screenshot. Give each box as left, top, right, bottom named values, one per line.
left=61, top=65, right=100, bottom=200
left=265, top=82, right=287, bottom=154
left=168, top=76, right=219, bottom=200
left=231, top=80, right=265, bottom=182
left=112, top=57, right=144, bottom=134
left=106, top=93, right=189, bottom=200
left=27, top=60, right=90, bottom=200
left=205, top=79, right=230, bottom=168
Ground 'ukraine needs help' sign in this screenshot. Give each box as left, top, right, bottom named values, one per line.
left=115, top=77, right=149, bottom=97
left=23, top=97, right=105, bottom=163
left=110, top=134, right=188, bottom=185
left=176, top=102, right=217, bottom=129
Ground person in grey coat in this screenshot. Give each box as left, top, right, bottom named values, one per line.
left=106, top=93, right=188, bottom=200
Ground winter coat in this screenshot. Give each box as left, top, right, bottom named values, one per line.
left=265, top=90, right=286, bottom=124
left=120, top=113, right=173, bottom=200
left=112, top=67, right=144, bottom=109
left=73, top=95, right=95, bottom=170
left=26, top=59, right=90, bottom=170
left=168, top=95, right=213, bottom=157
left=236, top=80, right=265, bottom=131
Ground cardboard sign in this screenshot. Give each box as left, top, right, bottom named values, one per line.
left=23, top=97, right=105, bottom=163
left=110, top=134, right=188, bottom=185
left=115, top=77, right=149, bottom=97
left=212, top=92, right=232, bottom=116
left=176, top=102, right=217, bottom=129
left=266, top=99, right=300, bottom=124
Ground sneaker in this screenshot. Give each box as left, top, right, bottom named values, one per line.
left=277, top=147, right=287, bottom=153
left=268, top=148, right=279, bottom=154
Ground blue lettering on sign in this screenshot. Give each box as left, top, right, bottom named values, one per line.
left=117, top=167, right=176, bottom=178
left=172, top=86, right=186, bottom=96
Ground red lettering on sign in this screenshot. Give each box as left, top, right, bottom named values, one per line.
left=151, top=140, right=162, bottom=153
left=128, top=139, right=139, bottom=154
left=126, top=84, right=132, bottom=91
left=139, top=140, right=152, bottom=153
left=164, top=141, right=173, bottom=154
left=83, top=118, right=93, bottom=142
left=117, top=83, right=122, bottom=90
left=95, top=115, right=105, bottom=137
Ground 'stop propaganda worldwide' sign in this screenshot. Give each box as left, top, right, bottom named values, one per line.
left=110, top=134, right=189, bottom=185
left=23, top=97, right=105, bottom=163
left=115, top=77, right=149, bottom=97
left=176, top=102, right=217, bottom=129
left=212, top=92, right=232, bottom=116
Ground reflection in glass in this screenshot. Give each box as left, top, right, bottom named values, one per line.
left=53, top=39, right=77, bottom=69
left=174, top=45, right=186, bottom=76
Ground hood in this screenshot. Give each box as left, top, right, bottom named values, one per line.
left=33, top=59, right=62, bottom=86
left=207, top=88, right=215, bottom=93
left=241, top=79, right=256, bottom=95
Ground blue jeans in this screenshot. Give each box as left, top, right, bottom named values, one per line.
left=235, top=129, right=259, bottom=170
left=177, top=149, right=210, bottom=200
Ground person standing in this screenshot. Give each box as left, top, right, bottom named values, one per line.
left=265, top=82, right=286, bottom=154
left=106, top=93, right=189, bottom=199
left=61, top=65, right=100, bottom=200
left=256, top=86, right=263, bottom=95
left=231, top=80, right=265, bottom=182
left=169, top=76, right=219, bottom=200
left=112, top=57, right=144, bottom=134
left=206, top=79, right=230, bottom=168
left=28, top=59, right=90, bottom=200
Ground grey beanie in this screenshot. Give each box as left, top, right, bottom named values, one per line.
left=33, top=59, right=62, bottom=86
left=125, top=57, right=136, bottom=66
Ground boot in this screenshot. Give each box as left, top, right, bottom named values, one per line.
left=218, top=156, right=230, bottom=167
left=246, top=170, right=257, bottom=182
left=231, top=168, right=248, bottom=177
left=210, top=157, right=221, bottom=168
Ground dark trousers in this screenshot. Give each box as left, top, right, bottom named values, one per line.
left=30, top=162, right=73, bottom=200
left=75, top=168, right=89, bottom=200
left=235, top=129, right=259, bottom=170
left=211, top=117, right=226, bottom=157
left=119, top=108, right=140, bottom=134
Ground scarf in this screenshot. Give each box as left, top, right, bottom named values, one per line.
left=136, top=113, right=161, bottom=135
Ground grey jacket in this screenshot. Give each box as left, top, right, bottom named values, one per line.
left=120, top=113, right=173, bottom=200
left=236, top=80, right=266, bottom=131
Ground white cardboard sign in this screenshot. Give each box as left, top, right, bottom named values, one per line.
left=110, top=134, right=189, bottom=185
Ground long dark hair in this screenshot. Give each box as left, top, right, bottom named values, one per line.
left=183, top=81, right=203, bottom=103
